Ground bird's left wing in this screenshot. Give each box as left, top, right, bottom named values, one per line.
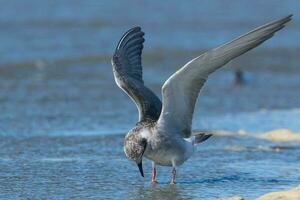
left=157, top=15, right=292, bottom=138
left=112, top=27, right=162, bottom=122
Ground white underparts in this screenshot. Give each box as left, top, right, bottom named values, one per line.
left=140, top=128, right=151, bottom=139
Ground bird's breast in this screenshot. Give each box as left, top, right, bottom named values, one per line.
left=144, top=134, right=193, bottom=166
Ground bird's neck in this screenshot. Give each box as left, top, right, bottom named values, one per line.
left=139, top=127, right=153, bottom=140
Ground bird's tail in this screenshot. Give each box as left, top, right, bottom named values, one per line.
left=193, top=132, right=212, bottom=145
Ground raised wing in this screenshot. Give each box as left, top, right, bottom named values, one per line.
left=112, top=27, right=162, bottom=122
left=157, top=15, right=292, bottom=137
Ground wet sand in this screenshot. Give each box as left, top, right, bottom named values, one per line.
left=258, top=184, right=300, bottom=200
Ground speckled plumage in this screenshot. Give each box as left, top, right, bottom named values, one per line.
left=124, top=120, right=194, bottom=167
left=111, top=15, right=292, bottom=181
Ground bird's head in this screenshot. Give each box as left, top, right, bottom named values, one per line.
left=124, top=129, right=147, bottom=177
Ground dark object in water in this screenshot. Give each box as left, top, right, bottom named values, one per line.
left=235, top=70, right=245, bottom=85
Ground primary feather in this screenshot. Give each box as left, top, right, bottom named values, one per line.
left=112, top=27, right=162, bottom=122
left=157, top=15, right=292, bottom=137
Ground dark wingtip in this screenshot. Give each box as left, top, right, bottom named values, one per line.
left=194, top=133, right=213, bottom=144
left=125, top=26, right=141, bottom=34
left=286, top=14, right=293, bottom=21
left=115, top=26, right=144, bottom=52
left=282, top=14, right=293, bottom=23
left=131, top=26, right=141, bottom=31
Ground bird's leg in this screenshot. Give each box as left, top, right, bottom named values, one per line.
left=151, top=162, right=157, bottom=184
left=170, top=167, right=176, bottom=185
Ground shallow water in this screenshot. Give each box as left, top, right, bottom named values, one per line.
left=0, top=0, right=300, bottom=199
left=0, top=134, right=300, bottom=199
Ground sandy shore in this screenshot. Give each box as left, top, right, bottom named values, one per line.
left=257, top=185, right=300, bottom=200
left=257, top=129, right=300, bottom=142
left=221, top=184, right=300, bottom=200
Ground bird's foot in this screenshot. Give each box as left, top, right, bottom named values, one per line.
left=170, top=180, right=176, bottom=185
left=170, top=177, right=176, bottom=185
left=170, top=167, right=176, bottom=185
left=151, top=179, right=158, bottom=185
left=151, top=162, right=157, bottom=185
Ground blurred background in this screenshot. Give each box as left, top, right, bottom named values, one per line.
left=0, top=1, right=299, bottom=199
left=0, top=0, right=299, bottom=136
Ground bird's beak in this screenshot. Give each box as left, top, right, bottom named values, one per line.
left=137, top=161, right=144, bottom=177
left=136, top=140, right=147, bottom=177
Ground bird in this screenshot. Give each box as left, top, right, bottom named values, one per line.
left=111, top=15, right=292, bottom=184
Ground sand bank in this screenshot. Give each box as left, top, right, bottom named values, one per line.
left=257, top=129, right=300, bottom=142
left=257, top=184, right=300, bottom=200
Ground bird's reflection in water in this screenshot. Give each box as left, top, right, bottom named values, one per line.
left=127, top=184, right=193, bottom=200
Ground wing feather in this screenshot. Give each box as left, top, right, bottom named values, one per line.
left=112, top=27, right=162, bottom=122
left=157, top=15, right=292, bottom=137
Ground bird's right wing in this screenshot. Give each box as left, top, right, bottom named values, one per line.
left=157, top=15, right=292, bottom=138
left=112, top=27, right=162, bottom=122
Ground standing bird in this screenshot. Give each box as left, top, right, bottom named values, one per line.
left=111, top=15, right=292, bottom=184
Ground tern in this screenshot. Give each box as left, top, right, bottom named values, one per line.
left=111, top=15, right=292, bottom=184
